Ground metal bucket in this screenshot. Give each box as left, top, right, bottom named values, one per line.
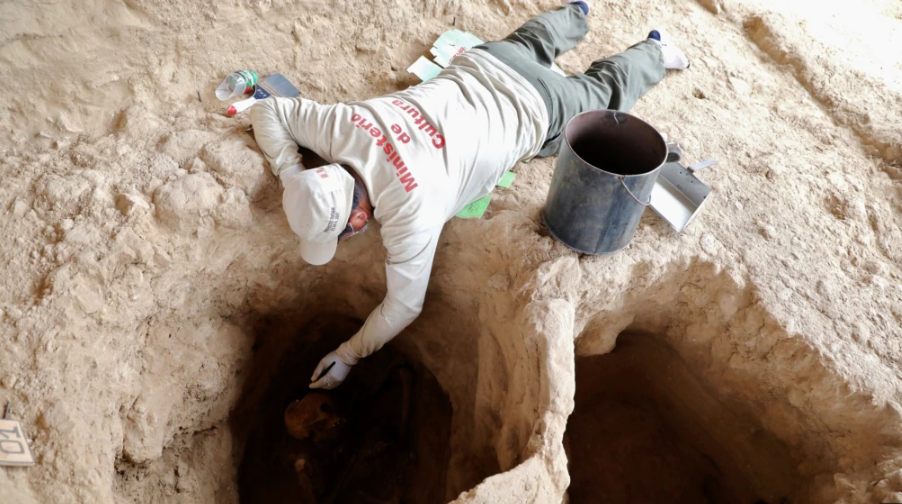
left=542, top=110, right=669, bottom=255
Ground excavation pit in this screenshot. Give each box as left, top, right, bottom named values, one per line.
left=567, top=332, right=802, bottom=504
left=232, top=314, right=453, bottom=504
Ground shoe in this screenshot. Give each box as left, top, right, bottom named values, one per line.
left=563, top=0, right=589, bottom=16
left=648, top=29, right=690, bottom=70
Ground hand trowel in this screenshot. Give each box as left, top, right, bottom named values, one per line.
left=227, top=73, right=300, bottom=115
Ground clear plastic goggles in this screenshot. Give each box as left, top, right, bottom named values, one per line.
left=338, top=222, right=367, bottom=241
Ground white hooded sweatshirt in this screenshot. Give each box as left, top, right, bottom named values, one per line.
left=250, top=48, right=548, bottom=364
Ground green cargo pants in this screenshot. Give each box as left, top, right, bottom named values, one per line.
left=476, top=5, right=666, bottom=157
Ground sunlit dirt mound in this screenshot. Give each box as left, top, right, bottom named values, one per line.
left=1, top=0, right=901, bottom=503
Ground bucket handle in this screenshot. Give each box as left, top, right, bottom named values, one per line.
left=615, top=142, right=681, bottom=207
left=617, top=176, right=651, bottom=206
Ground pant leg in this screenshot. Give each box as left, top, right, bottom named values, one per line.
left=478, top=5, right=588, bottom=67
left=537, top=40, right=666, bottom=157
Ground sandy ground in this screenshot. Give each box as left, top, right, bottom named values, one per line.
left=0, top=0, right=901, bottom=503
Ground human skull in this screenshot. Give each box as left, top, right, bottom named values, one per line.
left=284, top=393, right=343, bottom=441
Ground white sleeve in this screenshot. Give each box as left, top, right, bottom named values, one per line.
left=336, top=227, right=441, bottom=363
left=249, top=97, right=339, bottom=177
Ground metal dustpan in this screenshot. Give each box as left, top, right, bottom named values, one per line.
left=650, top=146, right=715, bottom=232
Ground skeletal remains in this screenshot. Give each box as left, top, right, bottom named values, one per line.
left=282, top=364, right=414, bottom=503
left=284, top=392, right=345, bottom=442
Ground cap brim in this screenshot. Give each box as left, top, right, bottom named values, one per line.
left=299, top=238, right=338, bottom=266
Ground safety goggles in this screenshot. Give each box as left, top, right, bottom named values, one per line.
left=338, top=222, right=368, bottom=241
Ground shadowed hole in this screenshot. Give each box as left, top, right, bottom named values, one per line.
left=233, top=314, right=452, bottom=504
left=567, top=332, right=800, bottom=504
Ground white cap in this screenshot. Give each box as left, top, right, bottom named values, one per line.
left=280, top=164, right=356, bottom=265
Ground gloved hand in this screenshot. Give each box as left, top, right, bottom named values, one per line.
left=309, top=350, right=353, bottom=389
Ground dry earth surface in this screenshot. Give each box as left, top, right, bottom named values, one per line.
left=0, top=0, right=901, bottom=503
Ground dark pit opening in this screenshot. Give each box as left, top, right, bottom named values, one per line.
left=233, top=313, right=452, bottom=504
left=567, top=332, right=801, bottom=504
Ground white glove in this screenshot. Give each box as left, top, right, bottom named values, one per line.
left=309, top=350, right=353, bottom=389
